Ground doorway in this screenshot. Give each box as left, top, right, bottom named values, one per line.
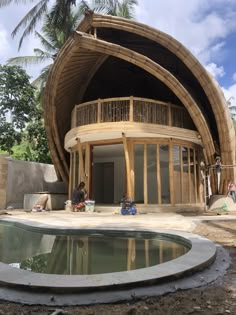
left=92, top=162, right=114, bottom=203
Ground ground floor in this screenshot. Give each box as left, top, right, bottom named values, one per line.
left=69, top=138, right=206, bottom=207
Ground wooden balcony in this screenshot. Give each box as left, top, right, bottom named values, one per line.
left=71, top=97, right=196, bottom=130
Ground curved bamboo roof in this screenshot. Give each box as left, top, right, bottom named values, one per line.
left=44, top=13, right=235, bottom=185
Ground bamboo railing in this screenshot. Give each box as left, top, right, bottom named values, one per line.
left=72, top=97, right=195, bottom=130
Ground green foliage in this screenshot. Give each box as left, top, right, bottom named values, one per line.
left=0, top=65, right=36, bottom=129
left=20, top=253, right=49, bottom=273
left=0, top=64, right=36, bottom=154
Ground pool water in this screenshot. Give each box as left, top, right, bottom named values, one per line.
left=0, top=223, right=190, bottom=275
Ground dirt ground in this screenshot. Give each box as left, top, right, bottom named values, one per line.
left=0, top=218, right=235, bottom=315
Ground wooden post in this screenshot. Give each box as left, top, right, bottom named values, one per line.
left=77, top=138, right=85, bottom=182
left=69, top=150, right=73, bottom=199
left=122, top=132, right=132, bottom=198
left=85, top=143, right=90, bottom=197
left=129, top=141, right=135, bottom=199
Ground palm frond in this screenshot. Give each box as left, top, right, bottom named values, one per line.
left=35, top=31, right=57, bottom=52
left=31, top=64, right=51, bottom=88
left=11, top=0, right=49, bottom=50
left=7, top=55, right=49, bottom=67
left=33, top=48, right=52, bottom=59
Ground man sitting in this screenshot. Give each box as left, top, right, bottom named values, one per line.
left=120, top=195, right=137, bottom=215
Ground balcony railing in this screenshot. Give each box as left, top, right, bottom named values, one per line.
left=71, top=97, right=196, bottom=130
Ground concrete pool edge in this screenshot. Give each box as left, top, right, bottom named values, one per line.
left=0, top=218, right=216, bottom=293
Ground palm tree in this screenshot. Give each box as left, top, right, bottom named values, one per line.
left=8, top=9, right=80, bottom=90
left=0, top=0, right=138, bottom=50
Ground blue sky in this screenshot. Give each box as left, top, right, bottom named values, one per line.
left=0, top=0, right=236, bottom=105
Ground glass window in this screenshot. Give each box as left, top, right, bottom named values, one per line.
left=182, top=147, right=189, bottom=203
left=173, top=145, right=181, bottom=204
left=190, top=148, right=195, bottom=203
left=134, top=144, right=144, bottom=203
left=147, top=144, right=157, bottom=204
left=160, top=145, right=170, bottom=204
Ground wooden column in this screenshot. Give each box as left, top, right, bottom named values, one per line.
left=129, top=141, right=135, bottom=199
left=144, top=144, right=147, bottom=204
left=77, top=138, right=85, bottom=182
left=85, top=143, right=90, bottom=197
left=122, top=132, right=132, bottom=198
left=72, top=152, right=76, bottom=190
left=69, top=150, right=73, bottom=199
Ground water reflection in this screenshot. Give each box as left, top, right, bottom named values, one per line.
left=0, top=224, right=189, bottom=275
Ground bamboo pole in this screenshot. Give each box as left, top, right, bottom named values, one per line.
left=69, top=150, right=73, bottom=199
left=122, top=132, right=132, bottom=198
left=77, top=138, right=85, bottom=182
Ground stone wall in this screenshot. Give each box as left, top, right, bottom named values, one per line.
left=0, top=155, right=67, bottom=209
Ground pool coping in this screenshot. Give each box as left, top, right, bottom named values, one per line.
left=0, top=218, right=216, bottom=293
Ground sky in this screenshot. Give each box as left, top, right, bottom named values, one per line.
left=0, top=0, right=236, bottom=107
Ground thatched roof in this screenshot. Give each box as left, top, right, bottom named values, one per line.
left=44, top=13, right=235, bottom=184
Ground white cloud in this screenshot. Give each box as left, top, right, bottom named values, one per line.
left=136, top=0, right=236, bottom=65
left=0, top=26, right=10, bottom=60
left=205, top=63, right=225, bottom=79
left=222, top=84, right=236, bottom=107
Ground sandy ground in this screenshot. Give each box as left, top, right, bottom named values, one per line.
left=0, top=218, right=235, bottom=314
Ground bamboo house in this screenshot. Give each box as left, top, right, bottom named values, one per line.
left=44, top=13, right=235, bottom=210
